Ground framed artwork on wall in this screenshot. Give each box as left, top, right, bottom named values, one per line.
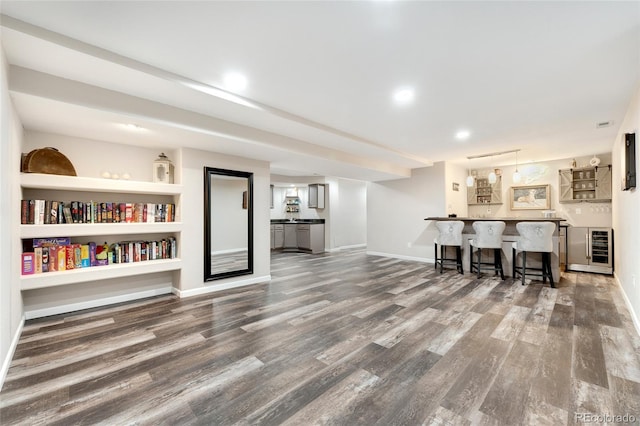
left=510, top=184, right=550, bottom=210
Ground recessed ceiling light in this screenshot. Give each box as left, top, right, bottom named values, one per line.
left=455, top=130, right=471, bottom=140
left=223, top=72, right=248, bottom=92
left=123, top=123, right=145, bottom=131
left=392, top=88, right=415, bottom=105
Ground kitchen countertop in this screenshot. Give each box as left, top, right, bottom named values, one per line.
left=271, top=219, right=325, bottom=224
left=424, top=217, right=565, bottom=236
left=425, top=217, right=565, bottom=222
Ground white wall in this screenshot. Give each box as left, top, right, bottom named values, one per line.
left=444, top=162, right=469, bottom=218
left=468, top=153, right=613, bottom=228
left=1, top=49, right=25, bottom=390
left=612, top=85, right=640, bottom=331
left=367, top=163, right=446, bottom=261
left=332, top=178, right=367, bottom=249
left=179, top=148, right=271, bottom=294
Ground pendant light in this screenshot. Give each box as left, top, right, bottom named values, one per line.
left=488, top=170, right=497, bottom=184
left=466, top=173, right=475, bottom=187
left=466, top=159, right=474, bottom=187
left=513, top=150, right=521, bottom=183
left=488, top=156, right=497, bottom=184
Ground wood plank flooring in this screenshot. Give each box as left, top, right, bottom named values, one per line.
left=2, top=249, right=639, bottom=425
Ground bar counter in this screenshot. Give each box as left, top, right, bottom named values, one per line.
left=424, top=217, right=566, bottom=279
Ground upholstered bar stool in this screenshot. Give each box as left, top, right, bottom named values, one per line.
left=434, top=221, right=464, bottom=274
left=469, top=221, right=506, bottom=279
left=512, top=221, right=556, bottom=288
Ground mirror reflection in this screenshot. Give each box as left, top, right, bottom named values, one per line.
left=204, top=167, right=253, bottom=280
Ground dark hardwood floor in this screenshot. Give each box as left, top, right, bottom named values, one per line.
left=2, top=249, right=639, bottom=425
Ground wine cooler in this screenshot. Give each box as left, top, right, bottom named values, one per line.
left=567, top=227, right=613, bottom=274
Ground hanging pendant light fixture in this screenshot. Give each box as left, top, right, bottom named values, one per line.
left=466, top=159, right=474, bottom=187
left=513, top=150, right=521, bottom=183
left=488, top=155, right=497, bottom=184
left=466, top=172, right=475, bottom=187
left=488, top=170, right=497, bottom=184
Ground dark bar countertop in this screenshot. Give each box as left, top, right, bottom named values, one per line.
left=425, top=217, right=565, bottom=222
left=424, top=216, right=565, bottom=236
left=271, top=219, right=325, bottom=224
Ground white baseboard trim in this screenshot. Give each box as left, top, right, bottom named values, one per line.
left=174, top=275, right=272, bottom=298
left=24, top=287, right=174, bottom=320
left=366, top=251, right=433, bottom=264
left=327, top=243, right=367, bottom=252
left=614, top=272, right=640, bottom=337
left=1, top=315, right=25, bottom=391
left=211, top=248, right=247, bottom=256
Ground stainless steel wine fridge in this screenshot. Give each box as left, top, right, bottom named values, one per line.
left=567, top=227, right=613, bottom=274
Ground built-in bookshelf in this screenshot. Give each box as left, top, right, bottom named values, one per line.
left=20, top=173, right=182, bottom=290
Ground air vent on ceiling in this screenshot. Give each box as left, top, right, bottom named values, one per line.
left=596, top=120, right=613, bottom=128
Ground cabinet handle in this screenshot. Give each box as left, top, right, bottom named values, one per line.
left=586, top=234, right=589, bottom=259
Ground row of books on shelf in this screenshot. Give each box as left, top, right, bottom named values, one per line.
left=21, top=200, right=176, bottom=225
left=21, top=237, right=177, bottom=275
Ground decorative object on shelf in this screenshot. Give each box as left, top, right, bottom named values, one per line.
left=510, top=184, right=550, bottom=210
left=513, top=150, right=521, bottom=183
left=571, top=158, right=577, bottom=168
left=21, top=147, right=77, bottom=176
left=153, top=153, right=174, bottom=184
left=589, top=155, right=601, bottom=167
left=489, top=168, right=502, bottom=184
left=101, top=171, right=111, bottom=179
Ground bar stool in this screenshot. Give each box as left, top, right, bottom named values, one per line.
left=512, top=221, right=556, bottom=288
left=434, top=221, right=464, bottom=274
left=469, top=221, right=506, bottom=279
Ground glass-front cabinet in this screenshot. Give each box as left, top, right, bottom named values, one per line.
left=559, top=165, right=612, bottom=203
left=467, top=175, right=502, bottom=205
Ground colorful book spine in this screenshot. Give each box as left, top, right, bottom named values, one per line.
left=22, top=253, right=35, bottom=275
left=34, top=247, right=43, bottom=274
left=57, top=246, right=66, bottom=271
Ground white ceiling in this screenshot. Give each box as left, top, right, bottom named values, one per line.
left=1, top=1, right=639, bottom=181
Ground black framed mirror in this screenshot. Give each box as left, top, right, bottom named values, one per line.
left=204, top=167, right=253, bottom=281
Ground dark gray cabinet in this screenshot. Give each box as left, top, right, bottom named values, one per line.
left=270, top=224, right=284, bottom=249
left=308, top=184, right=325, bottom=208
left=273, top=222, right=325, bottom=253
left=283, top=224, right=298, bottom=248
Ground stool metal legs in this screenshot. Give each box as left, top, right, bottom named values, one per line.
left=513, top=249, right=555, bottom=288
left=470, top=247, right=504, bottom=280
left=434, top=243, right=463, bottom=274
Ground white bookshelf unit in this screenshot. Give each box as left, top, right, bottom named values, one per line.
left=20, top=173, right=183, bottom=291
